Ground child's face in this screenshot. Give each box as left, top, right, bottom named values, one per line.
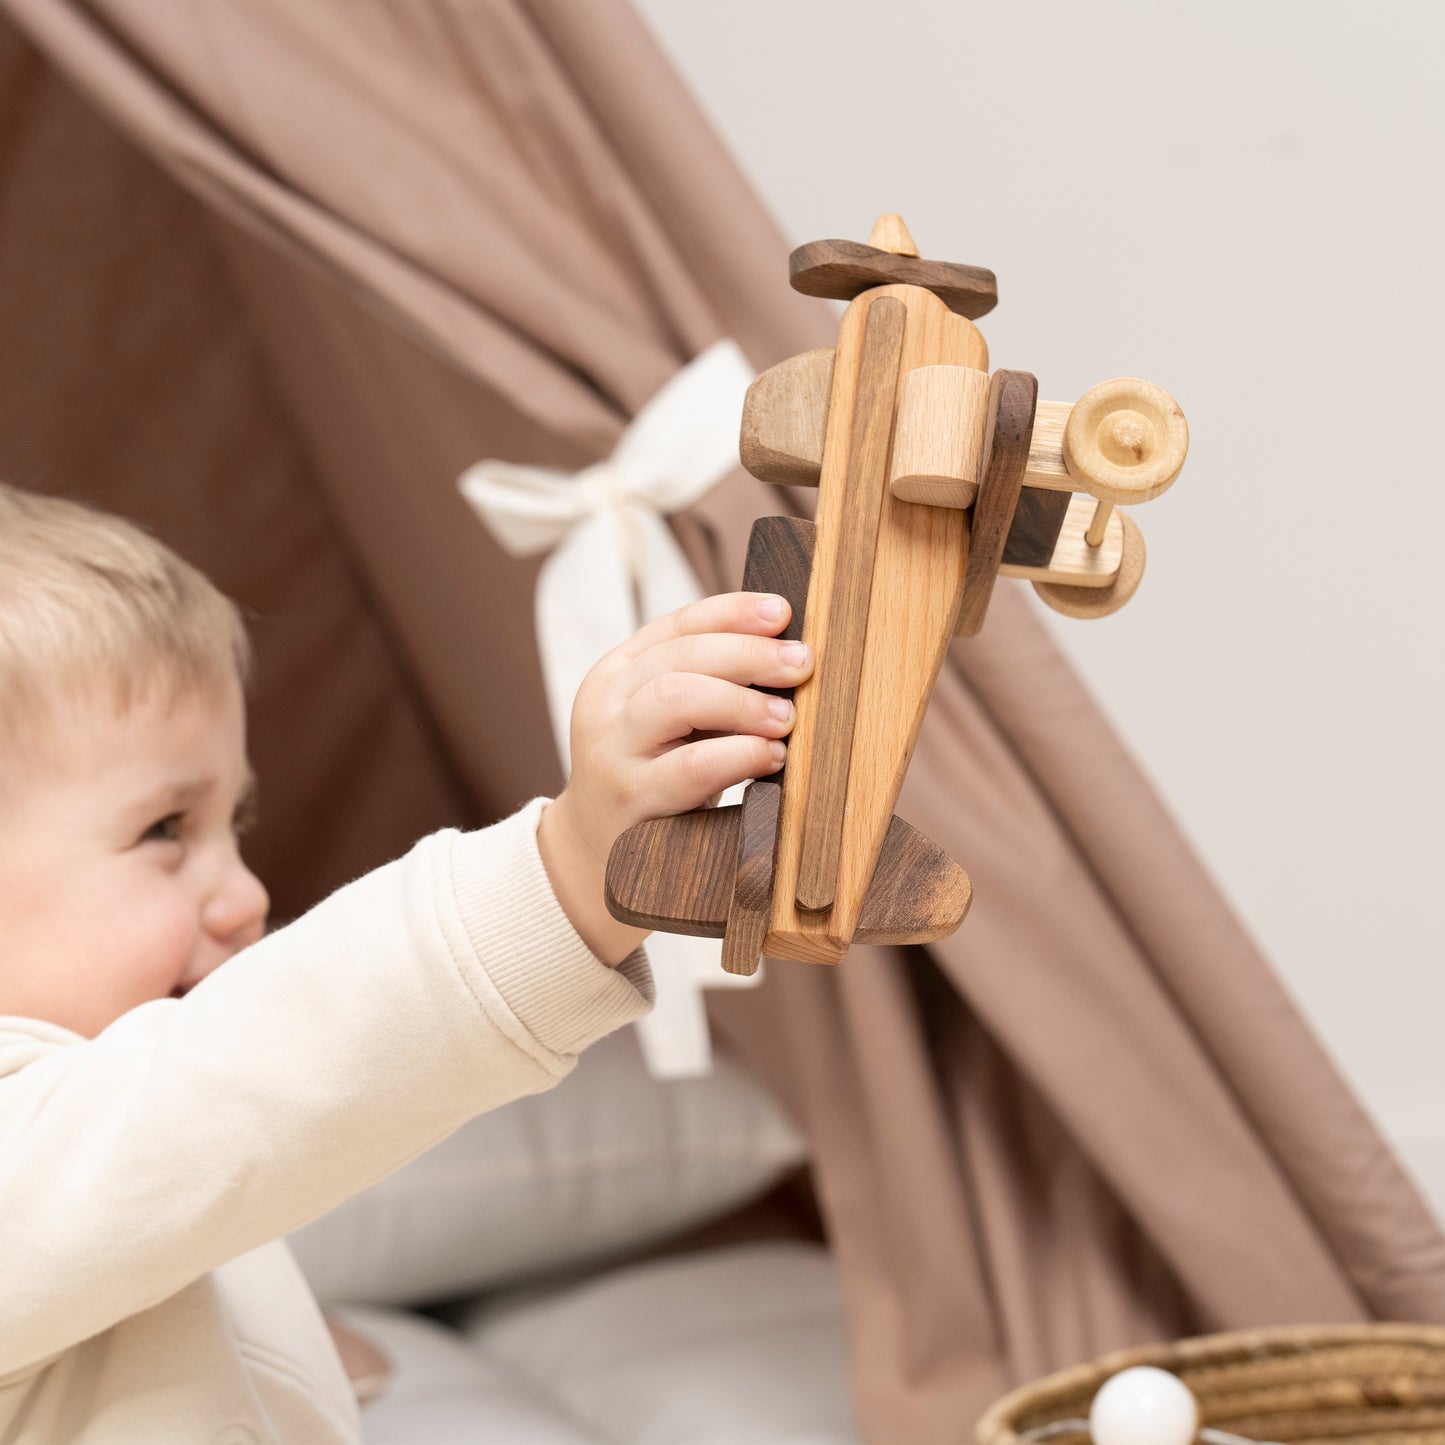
left=0, top=678, right=270, bottom=1037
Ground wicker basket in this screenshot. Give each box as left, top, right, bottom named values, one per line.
left=976, top=1324, right=1445, bottom=1445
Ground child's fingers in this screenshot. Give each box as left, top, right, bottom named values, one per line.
left=627, top=673, right=794, bottom=751
left=621, top=632, right=812, bottom=696
left=642, top=734, right=786, bottom=817
left=615, top=593, right=791, bottom=660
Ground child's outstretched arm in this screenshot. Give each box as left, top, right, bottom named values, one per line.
left=0, top=591, right=811, bottom=1381
left=538, top=591, right=813, bottom=964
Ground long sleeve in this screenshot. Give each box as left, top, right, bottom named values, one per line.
left=0, top=800, right=652, bottom=1379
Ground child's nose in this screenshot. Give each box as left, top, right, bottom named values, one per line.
left=203, top=858, right=271, bottom=950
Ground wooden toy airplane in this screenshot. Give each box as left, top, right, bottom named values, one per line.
left=605, top=214, right=1188, bottom=973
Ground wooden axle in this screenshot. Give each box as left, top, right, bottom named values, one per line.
left=739, top=360, right=1184, bottom=611
left=741, top=365, right=1187, bottom=511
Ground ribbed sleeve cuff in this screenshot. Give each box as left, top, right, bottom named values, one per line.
left=442, top=800, right=654, bottom=1060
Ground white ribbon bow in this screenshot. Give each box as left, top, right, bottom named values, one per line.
left=459, top=339, right=759, bottom=1078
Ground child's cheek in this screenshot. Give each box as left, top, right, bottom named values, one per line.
left=112, top=896, right=205, bottom=1004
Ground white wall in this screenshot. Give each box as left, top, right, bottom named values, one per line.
left=635, top=0, right=1445, bottom=1217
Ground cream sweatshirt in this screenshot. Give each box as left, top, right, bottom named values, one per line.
left=0, top=801, right=653, bottom=1443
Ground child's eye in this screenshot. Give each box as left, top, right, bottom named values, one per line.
left=140, top=814, right=184, bottom=845
left=232, top=793, right=259, bottom=838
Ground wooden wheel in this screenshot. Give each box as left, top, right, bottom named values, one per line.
left=1032, top=508, right=1146, bottom=618
left=1063, top=378, right=1187, bottom=504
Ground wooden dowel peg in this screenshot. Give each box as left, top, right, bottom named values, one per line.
left=1086, top=500, right=1115, bottom=547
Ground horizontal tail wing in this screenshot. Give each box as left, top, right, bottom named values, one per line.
left=605, top=806, right=970, bottom=950
left=604, top=807, right=736, bottom=939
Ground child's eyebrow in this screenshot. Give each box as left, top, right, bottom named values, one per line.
left=135, top=766, right=257, bottom=820
left=143, top=779, right=211, bottom=815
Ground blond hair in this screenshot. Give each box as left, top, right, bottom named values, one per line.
left=0, top=482, right=250, bottom=748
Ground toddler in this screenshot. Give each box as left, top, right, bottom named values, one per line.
left=0, top=481, right=810, bottom=1443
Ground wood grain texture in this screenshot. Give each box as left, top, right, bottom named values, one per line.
left=884, top=385, right=1184, bottom=510
left=861, top=813, right=971, bottom=943
left=767, top=283, right=985, bottom=963
left=607, top=804, right=970, bottom=947
left=795, top=295, right=906, bottom=913
left=888, top=364, right=989, bottom=508
left=956, top=370, right=1037, bottom=638
left=1022, top=399, right=1073, bottom=494
left=1063, top=377, right=1188, bottom=503
left=741, top=516, right=815, bottom=632
left=741, top=514, right=815, bottom=787
left=999, top=490, right=1123, bottom=586
left=1033, top=506, right=1146, bottom=617
left=722, top=780, right=781, bottom=976
left=1085, top=499, right=1115, bottom=547
left=605, top=807, right=737, bottom=936
left=888, top=397, right=1080, bottom=509
left=789, top=239, right=998, bottom=320
left=738, top=349, right=834, bottom=488
left=1001, top=485, right=1072, bottom=569
left=994, top=383, right=1191, bottom=508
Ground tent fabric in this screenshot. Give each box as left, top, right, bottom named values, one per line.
left=0, top=1, right=1441, bottom=1439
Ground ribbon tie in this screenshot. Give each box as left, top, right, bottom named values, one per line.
left=459, top=339, right=760, bottom=1077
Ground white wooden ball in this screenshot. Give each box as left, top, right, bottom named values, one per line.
left=1089, top=1366, right=1198, bottom=1445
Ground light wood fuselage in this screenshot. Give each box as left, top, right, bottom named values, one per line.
left=764, top=284, right=987, bottom=963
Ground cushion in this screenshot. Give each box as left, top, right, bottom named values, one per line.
left=328, top=1307, right=598, bottom=1445
left=334, top=1242, right=857, bottom=1445
left=288, top=1030, right=807, bottom=1306
left=456, top=1242, right=859, bottom=1444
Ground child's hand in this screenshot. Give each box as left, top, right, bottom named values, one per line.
left=537, top=592, right=814, bottom=964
